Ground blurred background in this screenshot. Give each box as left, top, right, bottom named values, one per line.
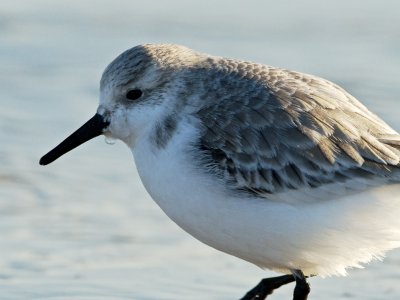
left=1, top=0, right=400, bottom=299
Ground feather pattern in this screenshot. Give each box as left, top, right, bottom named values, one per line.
left=192, top=59, right=400, bottom=198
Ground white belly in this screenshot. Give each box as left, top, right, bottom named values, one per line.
left=132, top=123, right=400, bottom=277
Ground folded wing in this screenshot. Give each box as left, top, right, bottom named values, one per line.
left=195, top=64, right=400, bottom=199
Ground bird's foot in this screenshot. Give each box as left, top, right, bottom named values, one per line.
left=240, top=274, right=295, bottom=300
left=292, top=270, right=310, bottom=300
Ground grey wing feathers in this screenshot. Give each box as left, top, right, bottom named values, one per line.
left=195, top=63, right=400, bottom=196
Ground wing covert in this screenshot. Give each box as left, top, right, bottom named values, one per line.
left=194, top=64, right=400, bottom=197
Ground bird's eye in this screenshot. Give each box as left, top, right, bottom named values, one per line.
left=126, top=89, right=143, bottom=100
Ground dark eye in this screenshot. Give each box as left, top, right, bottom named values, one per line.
left=126, top=89, right=143, bottom=100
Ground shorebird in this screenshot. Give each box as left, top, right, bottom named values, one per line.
left=40, top=44, right=400, bottom=299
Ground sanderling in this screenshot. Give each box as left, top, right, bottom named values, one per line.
left=40, top=44, right=400, bottom=300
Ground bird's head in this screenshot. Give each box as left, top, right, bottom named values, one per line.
left=40, top=44, right=206, bottom=165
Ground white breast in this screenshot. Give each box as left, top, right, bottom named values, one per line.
left=132, top=120, right=235, bottom=242
left=132, top=120, right=400, bottom=277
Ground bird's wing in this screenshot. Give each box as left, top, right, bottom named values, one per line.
left=195, top=64, right=400, bottom=199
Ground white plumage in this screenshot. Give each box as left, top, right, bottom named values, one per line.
left=132, top=114, right=400, bottom=277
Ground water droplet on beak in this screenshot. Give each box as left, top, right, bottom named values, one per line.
left=105, top=136, right=116, bottom=145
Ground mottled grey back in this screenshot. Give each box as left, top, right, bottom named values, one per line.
left=189, top=57, right=400, bottom=196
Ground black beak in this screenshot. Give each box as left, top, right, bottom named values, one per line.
left=39, top=113, right=110, bottom=166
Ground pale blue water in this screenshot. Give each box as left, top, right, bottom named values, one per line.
left=1, top=1, right=400, bottom=299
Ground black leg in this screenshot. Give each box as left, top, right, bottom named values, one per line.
left=240, top=274, right=295, bottom=300
left=292, top=270, right=310, bottom=300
